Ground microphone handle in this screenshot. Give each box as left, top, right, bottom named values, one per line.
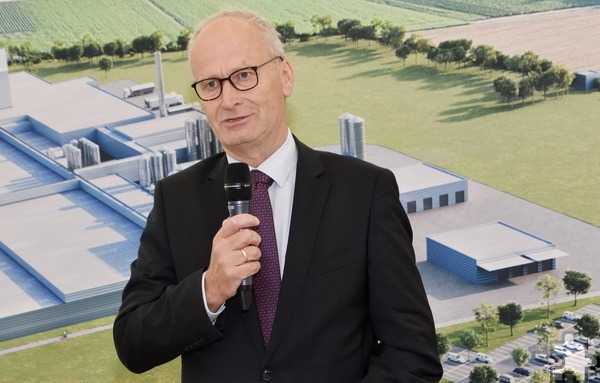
left=228, top=200, right=253, bottom=311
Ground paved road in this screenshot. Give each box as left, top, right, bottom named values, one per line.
left=0, top=324, right=112, bottom=356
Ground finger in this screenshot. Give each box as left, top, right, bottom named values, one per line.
left=238, top=245, right=262, bottom=265
left=216, top=214, right=259, bottom=239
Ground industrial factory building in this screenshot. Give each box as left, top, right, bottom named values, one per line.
left=427, top=221, right=569, bottom=284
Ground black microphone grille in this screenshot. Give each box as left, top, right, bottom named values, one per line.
left=224, top=162, right=251, bottom=201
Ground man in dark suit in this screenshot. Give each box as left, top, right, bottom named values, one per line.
left=113, top=9, right=442, bottom=383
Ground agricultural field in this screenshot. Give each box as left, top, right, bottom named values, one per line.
left=382, top=0, right=600, bottom=17
left=420, top=5, right=600, bottom=72
left=0, top=1, right=35, bottom=34
left=0, top=0, right=476, bottom=51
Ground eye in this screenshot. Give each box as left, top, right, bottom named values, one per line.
left=233, top=69, right=255, bottom=83
left=202, top=79, right=219, bottom=90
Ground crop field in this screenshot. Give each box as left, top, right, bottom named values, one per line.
left=0, top=1, right=35, bottom=34
left=383, top=0, right=600, bottom=17
left=0, top=0, right=476, bottom=51
left=419, top=5, right=600, bottom=72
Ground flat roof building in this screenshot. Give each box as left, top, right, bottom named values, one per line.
left=427, top=221, right=569, bottom=284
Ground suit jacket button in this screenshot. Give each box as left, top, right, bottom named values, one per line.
left=261, top=368, right=272, bottom=381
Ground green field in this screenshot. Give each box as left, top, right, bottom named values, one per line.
left=24, top=35, right=600, bottom=227
left=380, top=0, right=600, bottom=17
left=0, top=0, right=477, bottom=52
left=2, top=298, right=599, bottom=382
left=4, top=0, right=600, bottom=53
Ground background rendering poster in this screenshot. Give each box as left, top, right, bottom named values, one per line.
left=1, top=0, right=599, bottom=381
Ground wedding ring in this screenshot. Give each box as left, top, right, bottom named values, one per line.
left=241, top=248, right=249, bottom=263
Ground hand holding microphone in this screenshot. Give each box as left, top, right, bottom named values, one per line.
left=224, top=162, right=256, bottom=311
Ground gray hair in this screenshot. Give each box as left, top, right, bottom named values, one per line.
left=188, top=9, right=285, bottom=66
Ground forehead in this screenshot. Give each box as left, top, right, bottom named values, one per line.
left=191, top=16, right=270, bottom=77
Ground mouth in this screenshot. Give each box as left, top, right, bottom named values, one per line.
left=224, top=116, right=247, bottom=123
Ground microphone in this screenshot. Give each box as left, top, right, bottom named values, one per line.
left=224, top=162, right=253, bottom=311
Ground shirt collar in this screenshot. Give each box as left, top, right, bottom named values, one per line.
left=226, top=129, right=297, bottom=188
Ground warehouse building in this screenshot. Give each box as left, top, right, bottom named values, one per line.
left=427, top=221, right=569, bottom=284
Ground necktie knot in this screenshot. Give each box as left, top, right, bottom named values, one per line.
left=250, top=169, right=274, bottom=188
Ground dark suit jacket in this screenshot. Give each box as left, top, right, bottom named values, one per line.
left=113, top=138, right=442, bottom=382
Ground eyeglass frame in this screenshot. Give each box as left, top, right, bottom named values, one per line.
left=190, top=56, right=283, bottom=101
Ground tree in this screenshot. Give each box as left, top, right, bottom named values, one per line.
left=337, top=19, right=361, bottom=41
left=498, top=302, right=524, bottom=336
left=518, top=76, right=535, bottom=104
left=275, top=21, right=295, bottom=45
left=493, top=76, right=517, bottom=106
left=471, top=44, right=495, bottom=70
left=531, top=369, right=553, bottom=383
left=469, top=364, right=498, bottom=383
left=520, top=50, right=540, bottom=75
left=102, top=41, right=117, bottom=58
left=81, top=34, right=102, bottom=64
left=474, top=303, right=498, bottom=347
left=176, top=28, right=191, bottom=53
left=560, top=367, right=584, bottom=383
left=534, top=320, right=557, bottom=355
left=563, top=270, right=592, bottom=306
left=67, top=44, right=82, bottom=63
left=360, top=25, right=377, bottom=45
left=553, top=64, right=574, bottom=97
left=114, top=38, right=128, bottom=59
left=459, top=329, right=480, bottom=360
left=150, top=30, right=165, bottom=52
left=51, top=40, right=68, bottom=64
left=395, top=44, right=412, bottom=65
left=310, top=14, right=332, bottom=37
left=379, top=24, right=405, bottom=49
left=436, top=332, right=451, bottom=358
left=589, top=349, right=600, bottom=375
left=98, top=57, right=112, bottom=78
left=575, top=313, right=600, bottom=340
left=534, top=274, right=561, bottom=317
left=511, top=346, right=530, bottom=367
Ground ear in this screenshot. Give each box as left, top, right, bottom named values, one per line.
left=280, top=58, right=294, bottom=97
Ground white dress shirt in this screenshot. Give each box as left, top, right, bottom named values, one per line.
left=203, top=129, right=298, bottom=321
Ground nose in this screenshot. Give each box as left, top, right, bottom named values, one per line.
left=220, top=79, right=241, bottom=108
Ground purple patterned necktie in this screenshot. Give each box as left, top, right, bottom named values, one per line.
left=250, top=170, right=281, bottom=346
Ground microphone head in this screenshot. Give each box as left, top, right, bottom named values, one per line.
left=224, top=162, right=251, bottom=202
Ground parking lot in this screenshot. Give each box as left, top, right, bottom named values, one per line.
left=442, top=304, right=600, bottom=382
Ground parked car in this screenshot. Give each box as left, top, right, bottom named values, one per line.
left=588, top=375, right=600, bottom=383
left=499, top=373, right=515, bottom=383
left=475, top=352, right=493, bottom=364
left=575, top=335, right=591, bottom=346
left=563, top=311, right=580, bottom=321
left=513, top=367, right=531, bottom=376
left=563, top=341, right=584, bottom=351
left=554, top=320, right=565, bottom=329
left=446, top=352, right=466, bottom=364
left=550, top=351, right=566, bottom=361
left=534, top=353, right=556, bottom=364
left=552, top=346, right=573, bottom=357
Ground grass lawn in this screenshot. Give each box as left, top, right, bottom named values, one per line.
left=25, top=36, right=600, bottom=226
left=2, top=297, right=599, bottom=382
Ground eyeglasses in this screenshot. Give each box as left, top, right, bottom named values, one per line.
left=191, top=56, right=283, bottom=101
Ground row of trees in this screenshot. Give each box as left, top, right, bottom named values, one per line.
left=4, top=13, right=597, bottom=97
left=437, top=269, right=596, bottom=382
left=1, top=28, right=192, bottom=67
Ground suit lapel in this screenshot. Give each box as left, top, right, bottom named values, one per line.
left=265, top=139, right=329, bottom=360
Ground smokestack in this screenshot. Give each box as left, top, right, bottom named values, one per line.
left=0, top=48, right=12, bottom=109
left=154, top=51, right=166, bottom=117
